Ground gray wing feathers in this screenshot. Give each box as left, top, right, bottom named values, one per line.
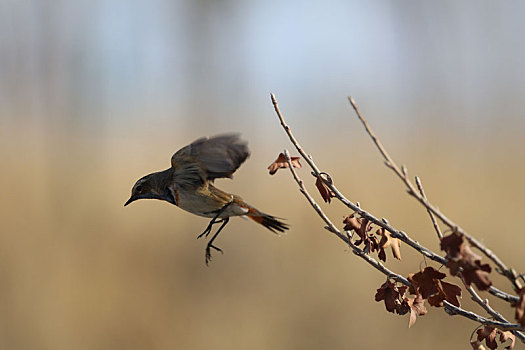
left=171, top=134, right=250, bottom=186
left=191, top=134, right=249, bottom=179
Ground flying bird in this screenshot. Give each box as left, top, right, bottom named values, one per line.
left=125, top=134, right=288, bottom=264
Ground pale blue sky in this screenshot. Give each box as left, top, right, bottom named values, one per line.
left=1, top=0, right=525, bottom=135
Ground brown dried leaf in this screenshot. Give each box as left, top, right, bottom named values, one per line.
left=462, top=261, right=492, bottom=291
left=396, top=299, right=410, bottom=315
left=427, top=291, right=443, bottom=307
left=440, top=280, right=462, bottom=307
left=470, top=340, right=487, bottom=350
left=376, top=228, right=402, bottom=261
left=427, top=280, right=462, bottom=307
left=375, top=281, right=398, bottom=313
left=441, top=232, right=493, bottom=291
left=499, top=330, right=515, bottom=350
left=268, top=153, right=301, bottom=175
left=473, top=328, right=514, bottom=350
left=378, top=246, right=387, bottom=262
left=476, top=326, right=498, bottom=350
left=315, top=174, right=335, bottom=203
left=343, top=214, right=361, bottom=232
left=440, top=231, right=464, bottom=259
left=375, top=281, right=407, bottom=314
left=407, top=294, right=427, bottom=328
left=516, top=288, right=525, bottom=327
left=408, top=266, right=446, bottom=299
left=343, top=216, right=370, bottom=243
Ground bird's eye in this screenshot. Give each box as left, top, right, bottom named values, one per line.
left=136, top=185, right=143, bottom=193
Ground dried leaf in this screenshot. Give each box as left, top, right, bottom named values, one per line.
left=375, top=281, right=407, bottom=314
left=439, top=280, right=462, bottom=307
left=378, top=247, right=387, bottom=262
left=461, top=260, right=492, bottom=291
left=343, top=214, right=361, bottom=232
left=376, top=228, right=402, bottom=261
left=268, top=153, right=301, bottom=175
left=427, top=292, right=443, bottom=307
left=516, top=288, right=525, bottom=327
left=427, top=280, right=462, bottom=307
left=407, top=294, right=427, bottom=327
left=441, top=232, right=492, bottom=291
left=343, top=216, right=371, bottom=243
left=375, top=281, right=398, bottom=313
left=475, top=327, right=515, bottom=350
left=440, top=231, right=464, bottom=259
left=476, top=326, right=499, bottom=350
left=365, top=235, right=380, bottom=255
left=315, top=174, right=335, bottom=203
left=470, top=340, right=487, bottom=350
left=499, top=330, right=515, bottom=350
left=408, top=266, right=446, bottom=299
left=396, top=297, right=411, bottom=316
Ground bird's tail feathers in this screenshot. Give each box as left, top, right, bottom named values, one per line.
left=246, top=208, right=289, bottom=234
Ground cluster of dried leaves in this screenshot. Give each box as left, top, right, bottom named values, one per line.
left=343, top=214, right=401, bottom=262
left=441, top=232, right=492, bottom=290
left=375, top=266, right=462, bottom=327
left=268, top=151, right=524, bottom=349
left=472, top=326, right=516, bottom=350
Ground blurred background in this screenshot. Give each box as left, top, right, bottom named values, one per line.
left=1, top=0, right=525, bottom=349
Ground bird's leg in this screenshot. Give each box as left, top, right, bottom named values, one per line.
left=197, top=216, right=224, bottom=239
left=197, top=199, right=233, bottom=239
left=205, top=217, right=229, bottom=265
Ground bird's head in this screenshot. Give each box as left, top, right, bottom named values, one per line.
left=124, top=171, right=176, bottom=206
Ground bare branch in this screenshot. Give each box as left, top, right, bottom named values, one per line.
left=415, top=176, right=443, bottom=240
left=444, top=301, right=525, bottom=332
left=488, top=286, right=520, bottom=304
left=464, top=279, right=525, bottom=341
left=347, top=96, right=523, bottom=292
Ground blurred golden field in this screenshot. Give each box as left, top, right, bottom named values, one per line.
left=2, top=1, right=525, bottom=349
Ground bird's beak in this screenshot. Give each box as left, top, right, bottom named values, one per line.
left=124, top=196, right=135, bottom=206
left=124, top=192, right=175, bottom=206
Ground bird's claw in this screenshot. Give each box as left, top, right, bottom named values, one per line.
left=205, top=243, right=224, bottom=265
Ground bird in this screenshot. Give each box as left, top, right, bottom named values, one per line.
left=125, top=134, right=288, bottom=264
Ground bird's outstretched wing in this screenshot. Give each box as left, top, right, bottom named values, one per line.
left=171, top=134, right=250, bottom=189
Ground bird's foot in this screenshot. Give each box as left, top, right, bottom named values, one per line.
left=205, top=243, right=224, bottom=265
left=197, top=218, right=225, bottom=239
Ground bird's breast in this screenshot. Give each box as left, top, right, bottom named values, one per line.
left=170, top=186, right=248, bottom=218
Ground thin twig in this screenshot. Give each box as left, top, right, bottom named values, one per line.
left=347, top=96, right=522, bottom=292
left=488, top=286, right=520, bottom=304
left=282, top=149, right=410, bottom=286
left=415, top=176, right=443, bottom=240
left=463, top=279, right=525, bottom=341
left=444, top=301, right=525, bottom=332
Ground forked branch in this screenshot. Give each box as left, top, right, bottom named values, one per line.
left=270, top=93, right=525, bottom=345
left=347, top=96, right=523, bottom=292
